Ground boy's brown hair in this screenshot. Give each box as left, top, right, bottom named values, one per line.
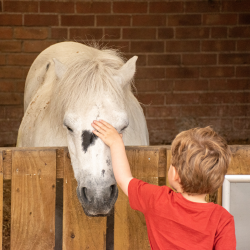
left=171, top=126, right=231, bottom=195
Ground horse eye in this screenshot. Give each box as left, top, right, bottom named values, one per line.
left=66, top=126, right=73, bottom=133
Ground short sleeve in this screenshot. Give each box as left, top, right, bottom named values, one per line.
left=214, top=215, right=236, bottom=250
left=128, top=178, right=165, bottom=214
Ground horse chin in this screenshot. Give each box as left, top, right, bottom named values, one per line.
left=76, top=187, right=119, bottom=217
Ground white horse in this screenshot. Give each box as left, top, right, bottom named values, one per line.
left=17, top=41, right=149, bottom=217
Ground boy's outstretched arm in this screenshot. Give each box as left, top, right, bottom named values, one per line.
left=91, top=120, right=133, bottom=196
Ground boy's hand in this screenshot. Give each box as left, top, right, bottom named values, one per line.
left=91, top=120, right=123, bottom=147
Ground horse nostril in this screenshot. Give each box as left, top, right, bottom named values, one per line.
left=81, top=187, right=89, bottom=203
left=110, top=185, right=116, bottom=199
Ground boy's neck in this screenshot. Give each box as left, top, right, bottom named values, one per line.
left=181, top=192, right=207, bottom=203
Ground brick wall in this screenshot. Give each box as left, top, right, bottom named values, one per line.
left=0, top=0, right=249, bottom=146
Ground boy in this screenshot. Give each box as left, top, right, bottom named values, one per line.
left=92, top=120, right=236, bottom=250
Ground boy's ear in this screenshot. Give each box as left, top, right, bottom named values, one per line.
left=172, top=166, right=181, bottom=182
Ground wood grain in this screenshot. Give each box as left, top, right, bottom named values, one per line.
left=11, top=149, right=56, bottom=250
left=114, top=147, right=166, bottom=250
left=63, top=150, right=106, bottom=250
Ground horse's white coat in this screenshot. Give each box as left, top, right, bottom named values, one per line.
left=17, top=41, right=149, bottom=216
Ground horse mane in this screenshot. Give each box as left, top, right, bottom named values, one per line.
left=48, top=44, right=138, bottom=133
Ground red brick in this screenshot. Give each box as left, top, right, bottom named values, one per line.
left=4, top=1, right=38, bottom=12
left=5, top=107, right=24, bottom=120
left=147, top=118, right=176, bottom=131
left=185, top=2, right=220, bottom=13
left=239, top=14, right=250, bottom=25
left=236, top=66, right=250, bottom=77
left=0, top=108, right=4, bottom=119
left=200, top=93, right=248, bottom=104
left=0, top=14, right=22, bottom=26
left=0, top=41, right=21, bottom=52
left=136, top=68, right=165, bottom=79
left=229, top=27, right=250, bottom=38
left=166, top=41, right=200, bottom=52
left=76, top=2, right=111, bottom=13
left=124, top=54, right=146, bottom=66
left=201, top=66, right=234, bottom=78
left=131, top=41, right=164, bottom=53
left=23, top=41, right=57, bottom=53
left=149, top=130, right=175, bottom=145
left=0, top=93, right=22, bottom=105
left=210, top=79, right=250, bottom=91
left=135, top=80, right=157, bottom=92
left=146, top=106, right=181, bottom=118
left=104, top=28, right=120, bottom=39
left=168, top=15, right=201, bottom=26
left=0, top=132, right=19, bottom=147
left=14, top=27, right=48, bottom=40
left=202, top=40, right=235, bottom=52
left=133, top=15, right=165, bottom=26
left=0, top=55, right=5, bottom=65
left=0, top=27, right=13, bottom=39
left=101, top=41, right=129, bottom=53
left=158, top=28, right=174, bottom=39
left=0, top=121, right=21, bottom=132
left=165, top=93, right=200, bottom=104
left=150, top=2, right=183, bottom=13
left=219, top=54, right=250, bottom=65
left=25, top=15, right=58, bottom=26
left=176, top=27, right=209, bottom=39
left=136, top=93, right=165, bottom=105
left=182, top=54, right=216, bottom=65
left=0, top=67, right=23, bottom=79
left=165, top=67, right=199, bottom=79
left=148, top=54, right=180, bottom=66
left=97, top=15, right=130, bottom=26
left=114, top=2, right=147, bottom=13
left=62, top=15, right=94, bottom=26
left=70, top=28, right=103, bottom=40
left=51, top=28, right=68, bottom=39
left=40, top=2, right=74, bottom=13
left=199, top=118, right=232, bottom=131
left=237, top=40, right=250, bottom=51
left=203, top=14, right=237, bottom=25
left=174, top=80, right=208, bottom=91
left=222, top=1, right=250, bottom=12
left=7, top=54, right=37, bottom=66
left=211, top=27, right=228, bottom=38
left=16, top=81, right=25, bottom=93
left=123, top=28, right=156, bottom=39
left=181, top=105, right=217, bottom=117
left=234, top=118, right=250, bottom=130
left=0, top=80, right=15, bottom=92
left=218, top=105, right=250, bottom=117
left=157, top=80, right=174, bottom=92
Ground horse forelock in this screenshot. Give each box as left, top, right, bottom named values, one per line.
left=48, top=46, right=134, bottom=131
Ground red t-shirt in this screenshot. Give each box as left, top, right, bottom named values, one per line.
left=128, top=178, right=236, bottom=250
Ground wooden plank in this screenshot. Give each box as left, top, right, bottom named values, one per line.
left=114, top=146, right=166, bottom=250
left=63, top=150, right=106, bottom=250
left=11, top=149, right=56, bottom=250
left=228, top=145, right=250, bottom=174
left=0, top=151, right=3, bottom=250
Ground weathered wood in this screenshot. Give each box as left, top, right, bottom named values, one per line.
left=228, top=145, right=250, bottom=174
left=56, top=148, right=65, bottom=179
left=114, top=147, right=166, bottom=250
left=0, top=151, right=3, bottom=250
left=11, top=149, right=56, bottom=250
left=63, top=150, right=106, bottom=250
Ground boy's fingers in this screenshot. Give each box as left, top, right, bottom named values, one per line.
left=93, top=130, right=103, bottom=139
left=92, top=122, right=106, bottom=133
left=99, top=120, right=113, bottom=129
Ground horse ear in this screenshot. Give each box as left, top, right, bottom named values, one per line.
left=53, top=58, right=67, bottom=80
left=117, top=56, right=138, bottom=87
